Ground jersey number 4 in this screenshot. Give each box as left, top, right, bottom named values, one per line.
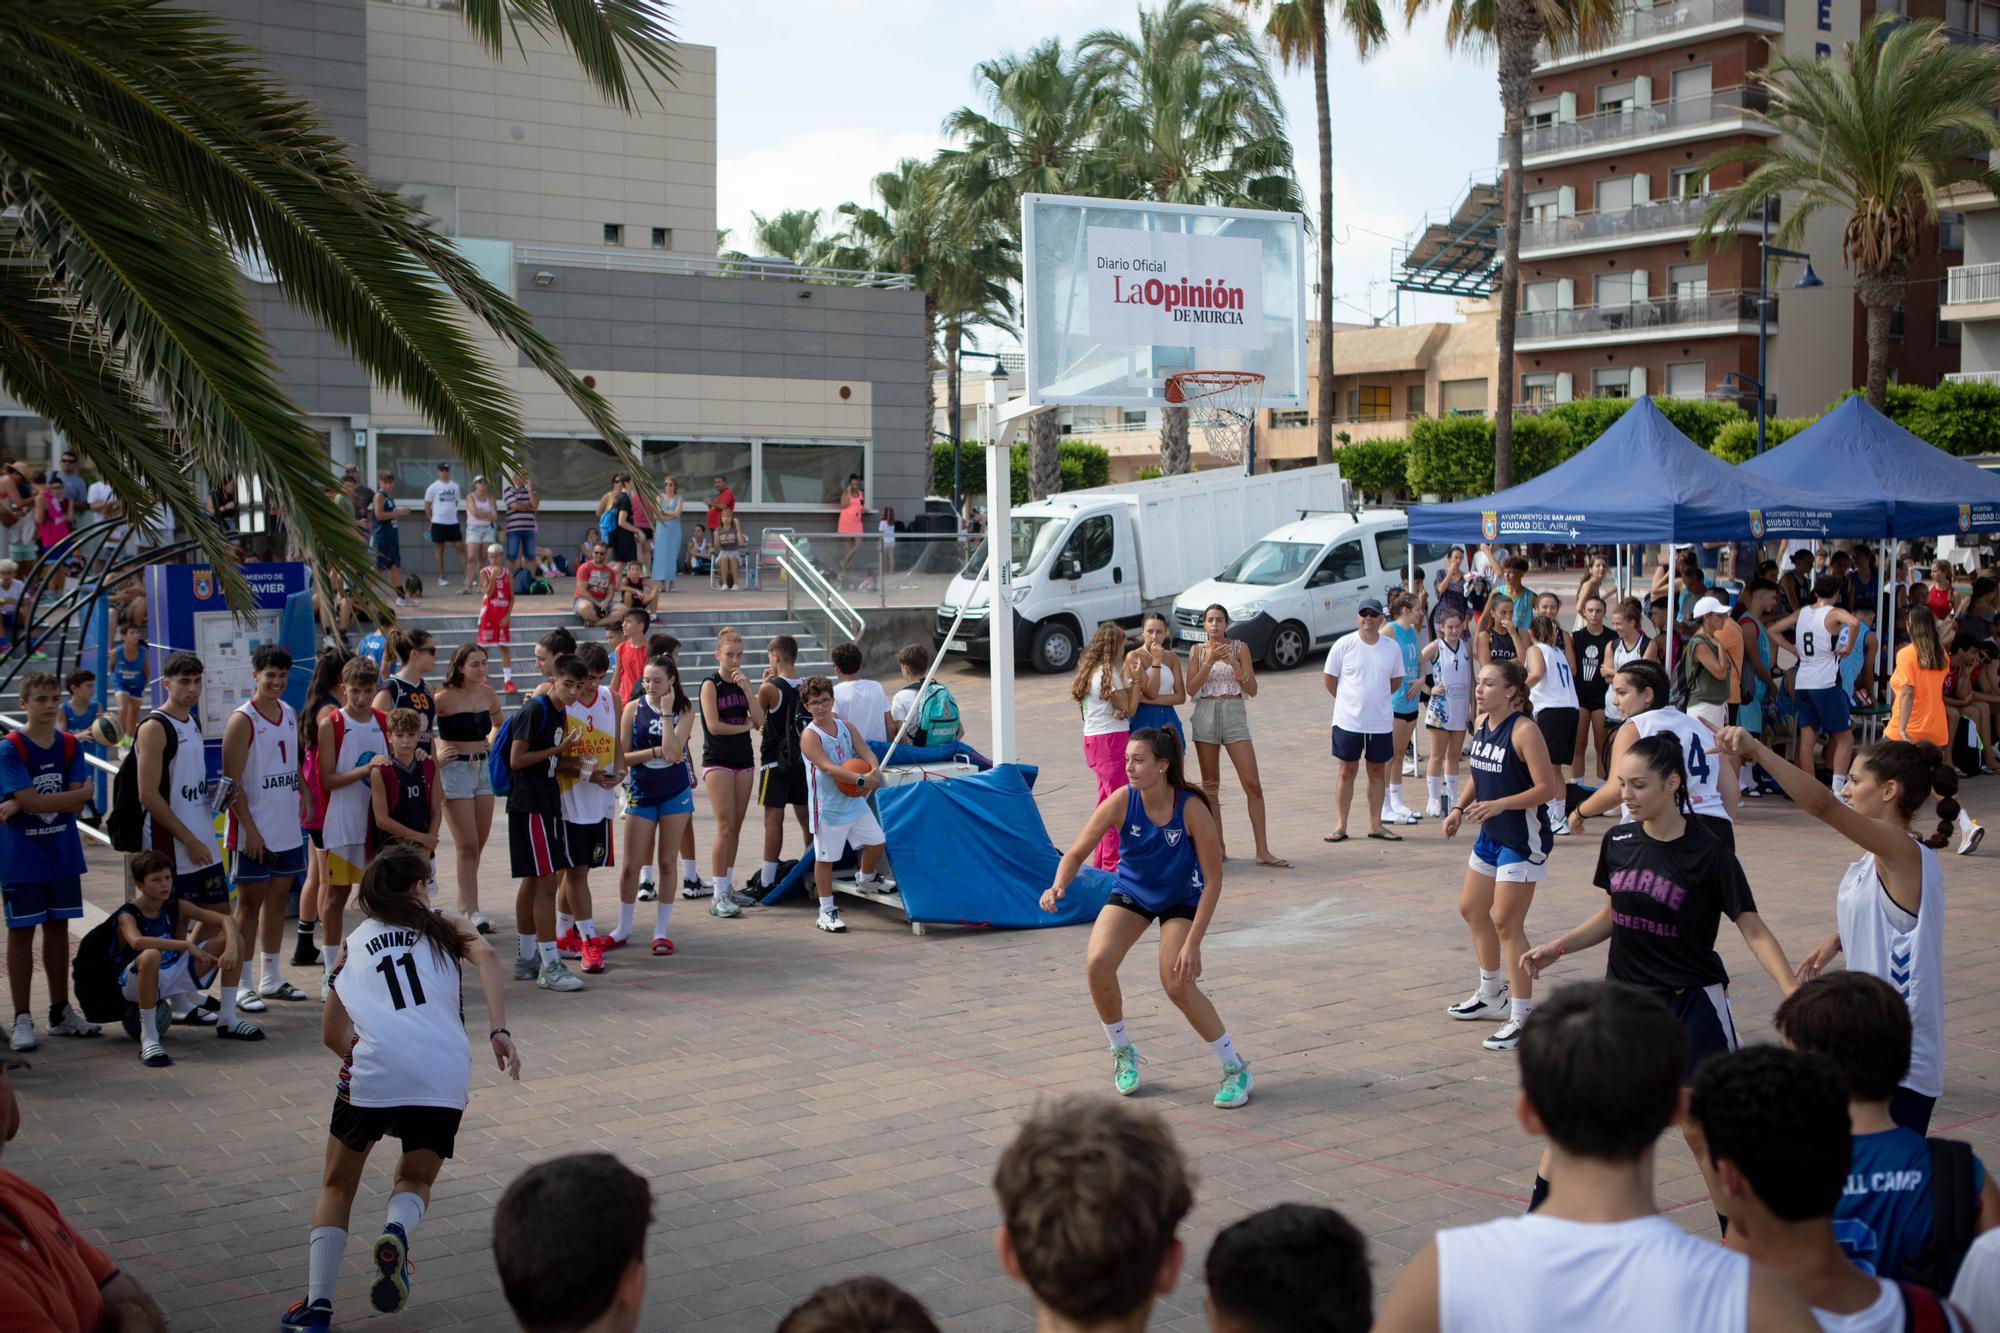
left=375, top=952, right=427, bottom=1009
left=1685, top=735, right=1711, bottom=783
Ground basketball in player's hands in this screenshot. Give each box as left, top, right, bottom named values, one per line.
left=835, top=758, right=872, bottom=796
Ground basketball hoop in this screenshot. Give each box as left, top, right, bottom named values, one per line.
left=1164, top=371, right=1265, bottom=465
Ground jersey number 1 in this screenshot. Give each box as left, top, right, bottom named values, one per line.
left=375, top=953, right=427, bottom=1009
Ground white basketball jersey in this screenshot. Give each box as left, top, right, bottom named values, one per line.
left=321, top=708, right=385, bottom=848
left=230, top=699, right=302, bottom=854
left=560, top=685, right=619, bottom=825
left=1529, top=642, right=1578, bottom=711
left=1796, top=604, right=1840, bottom=690
left=1625, top=708, right=1728, bottom=821
left=1839, top=841, right=1946, bottom=1098
left=333, top=917, right=470, bottom=1110
left=1604, top=634, right=1649, bottom=723
left=143, top=710, right=213, bottom=874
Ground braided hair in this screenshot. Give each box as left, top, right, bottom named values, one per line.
left=1860, top=740, right=1961, bottom=849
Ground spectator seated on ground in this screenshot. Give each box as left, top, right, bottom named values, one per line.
left=493, top=1153, right=651, bottom=1333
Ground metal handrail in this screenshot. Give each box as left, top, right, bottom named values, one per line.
left=516, top=244, right=915, bottom=290
left=774, top=533, right=865, bottom=643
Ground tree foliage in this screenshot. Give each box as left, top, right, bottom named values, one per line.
left=1406, top=414, right=1573, bottom=496
left=933, top=440, right=1112, bottom=503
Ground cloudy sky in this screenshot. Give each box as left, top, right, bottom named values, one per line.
left=676, top=0, right=1503, bottom=333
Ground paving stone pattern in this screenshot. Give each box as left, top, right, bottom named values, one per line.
left=5, top=658, right=1998, bottom=1330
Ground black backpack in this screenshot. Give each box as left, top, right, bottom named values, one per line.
left=105, top=712, right=178, bottom=853
left=1900, top=1138, right=1980, bottom=1296
left=71, top=905, right=138, bottom=1023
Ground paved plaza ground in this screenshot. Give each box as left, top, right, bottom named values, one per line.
left=5, top=654, right=1999, bottom=1330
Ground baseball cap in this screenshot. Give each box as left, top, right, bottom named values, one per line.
left=1358, top=597, right=1385, bottom=617
left=1692, top=595, right=1729, bottom=619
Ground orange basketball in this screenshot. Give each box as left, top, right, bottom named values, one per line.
left=835, top=757, right=873, bottom=796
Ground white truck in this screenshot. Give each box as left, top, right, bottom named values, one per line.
left=934, top=463, right=1351, bottom=674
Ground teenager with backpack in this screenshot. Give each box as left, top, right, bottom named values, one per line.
left=888, top=643, right=961, bottom=749
left=2, top=672, right=99, bottom=1051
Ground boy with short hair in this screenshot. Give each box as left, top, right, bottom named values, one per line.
left=368, top=709, right=443, bottom=892
left=1205, top=1203, right=1372, bottom=1333
left=493, top=1153, right=652, bottom=1333
left=798, top=676, right=886, bottom=933
left=994, top=1096, right=1191, bottom=1333
left=612, top=608, right=649, bottom=710
left=61, top=668, right=98, bottom=741
left=511, top=654, right=584, bottom=992
left=1375, top=981, right=1818, bottom=1333
left=222, top=644, right=308, bottom=1006
left=1690, top=1044, right=1973, bottom=1330
left=1, top=672, right=99, bottom=1051
left=829, top=641, right=892, bottom=746
left=113, top=849, right=243, bottom=1067
left=314, top=656, right=388, bottom=999
left=1775, top=972, right=2000, bottom=1283
left=888, top=643, right=961, bottom=747
left=553, top=642, right=620, bottom=974
left=108, top=621, right=147, bottom=741
left=752, top=635, right=809, bottom=896
left=355, top=615, right=391, bottom=687
left=477, top=541, right=516, bottom=692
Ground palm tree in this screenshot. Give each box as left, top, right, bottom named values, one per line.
left=1407, top=0, right=1619, bottom=489
left=1694, top=15, right=2000, bottom=409
left=1081, top=0, right=1307, bottom=474
left=723, top=208, right=867, bottom=270
left=0, top=0, right=670, bottom=605
left=1233, top=0, right=1387, bottom=467
left=941, top=40, right=1102, bottom=498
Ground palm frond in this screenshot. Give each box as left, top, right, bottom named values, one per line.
left=459, top=0, right=677, bottom=112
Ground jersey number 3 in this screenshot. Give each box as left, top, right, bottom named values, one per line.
left=375, top=952, right=427, bottom=1010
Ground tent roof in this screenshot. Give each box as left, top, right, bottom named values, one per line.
left=1737, top=395, right=2000, bottom=537
left=1408, top=397, right=1888, bottom=544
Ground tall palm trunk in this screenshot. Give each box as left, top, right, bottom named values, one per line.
left=944, top=318, right=962, bottom=501
left=1857, top=272, right=1901, bottom=409
left=1312, top=12, right=1335, bottom=467
left=1161, top=405, right=1192, bottom=475
left=1029, top=408, right=1062, bottom=499
left=1492, top=0, right=1538, bottom=492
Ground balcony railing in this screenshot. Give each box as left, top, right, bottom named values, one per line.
left=1519, top=289, right=1765, bottom=341
left=1947, top=25, right=2000, bottom=45
left=1945, top=370, right=2000, bottom=386
left=1538, top=0, right=1783, bottom=59
left=1512, top=87, right=1770, bottom=158
left=1945, top=261, right=2000, bottom=306
left=1519, top=192, right=1774, bottom=251
left=515, top=244, right=915, bottom=290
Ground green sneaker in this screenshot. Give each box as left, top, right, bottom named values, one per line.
left=1214, top=1059, right=1253, bottom=1109
left=1111, top=1044, right=1144, bottom=1096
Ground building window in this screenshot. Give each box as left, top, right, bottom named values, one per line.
left=1669, top=167, right=1709, bottom=200
left=1956, top=0, right=2000, bottom=38
left=1121, top=408, right=1149, bottom=426
left=1527, top=96, right=1560, bottom=129
left=1523, top=280, right=1562, bottom=312
left=1890, top=305, right=1906, bottom=340
left=391, top=182, right=458, bottom=236
left=759, top=440, right=868, bottom=506
left=1269, top=409, right=1309, bottom=428
left=651, top=227, right=671, bottom=249
left=1407, top=384, right=1426, bottom=418
left=1441, top=378, right=1488, bottom=416
left=1940, top=315, right=1962, bottom=345
left=1357, top=385, right=1392, bottom=421
left=603, top=223, right=623, bottom=246
left=1596, top=79, right=1637, bottom=113
left=1593, top=368, right=1632, bottom=398
left=1521, top=373, right=1558, bottom=411
left=1665, top=361, right=1707, bottom=397
left=1671, top=64, right=1712, bottom=102
left=1668, top=262, right=1708, bottom=306
left=1941, top=212, right=1965, bottom=251
left=1595, top=176, right=1635, bottom=212
left=1594, top=272, right=1636, bottom=308
left=1526, top=189, right=1561, bottom=223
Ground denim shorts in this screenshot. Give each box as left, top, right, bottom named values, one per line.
left=505, top=530, right=536, bottom=562
left=230, top=842, right=307, bottom=884
left=440, top=755, right=491, bottom=800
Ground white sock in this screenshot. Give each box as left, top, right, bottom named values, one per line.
left=517, top=933, right=536, bottom=962
left=681, top=858, right=699, bottom=881
left=502, top=668, right=513, bottom=684
left=555, top=912, right=575, bottom=938
left=818, top=894, right=835, bottom=914
left=220, top=986, right=239, bottom=1026
left=1427, top=775, right=1443, bottom=801
left=1551, top=797, right=1566, bottom=826
left=639, top=865, right=655, bottom=888
left=762, top=860, right=779, bottom=884
left=1510, top=998, right=1534, bottom=1023
left=538, top=941, right=558, bottom=968
left=260, top=953, right=282, bottom=993
left=715, top=871, right=732, bottom=894
left=614, top=902, right=635, bottom=941
left=1961, top=808, right=1978, bottom=832
left=1208, top=1032, right=1242, bottom=1069
left=1833, top=774, right=1849, bottom=796
left=308, top=1226, right=348, bottom=1305
left=1444, top=775, right=1459, bottom=803
left=576, top=918, right=597, bottom=940
left=654, top=900, right=674, bottom=936
left=1104, top=1020, right=1130, bottom=1050
left=1739, top=765, right=1757, bottom=792
left=385, top=1191, right=426, bottom=1235
left=1479, top=968, right=1504, bottom=996
left=139, top=1005, right=160, bottom=1045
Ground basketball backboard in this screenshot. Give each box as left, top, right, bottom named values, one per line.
left=1013, top=193, right=1308, bottom=421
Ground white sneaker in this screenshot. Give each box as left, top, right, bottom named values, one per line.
left=1446, top=988, right=1508, bottom=1021
left=469, top=912, right=493, bottom=935
left=853, top=873, right=898, bottom=893
left=1483, top=1018, right=1525, bottom=1051
left=537, top=961, right=585, bottom=992
left=512, top=955, right=539, bottom=981
left=1424, top=796, right=1445, bottom=819
left=1396, top=805, right=1423, bottom=824
left=8, top=1013, right=36, bottom=1051
left=1552, top=817, right=1571, bottom=836
left=1960, top=821, right=1985, bottom=856
left=816, top=905, right=847, bottom=933
left=709, top=894, right=742, bottom=919
left=679, top=875, right=713, bottom=900
left=49, top=1005, right=100, bottom=1038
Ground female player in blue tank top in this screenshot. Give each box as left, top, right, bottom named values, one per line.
left=1041, top=727, right=1253, bottom=1109
left=614, top=655, right=695, bottom=956
left=1442, top=659, right=1561, bottom=1054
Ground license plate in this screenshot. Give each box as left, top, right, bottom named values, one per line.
left=1179, top=627, right=1203, bottom=642
left=945, top=638, right=968, bottom=652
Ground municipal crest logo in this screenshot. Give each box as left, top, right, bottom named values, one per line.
left=1961, top=504, right=1974, bottom=533
left=1480, top=511, right=1498, bottom=541
left=1746, top=509, right=1765, bottom=539
left=192, top=568, right=215, bottom=600
left=1164, top=828, right=1183, bottom=847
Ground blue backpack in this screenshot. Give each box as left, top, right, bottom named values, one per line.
left=488, top=695, right=555, bottom=798
left=597, top=508, right=618, bottom=543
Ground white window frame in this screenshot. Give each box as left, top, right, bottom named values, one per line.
left=1671, top=64, right=1713, bottom=103
left=1665, top=361, right=1707, bottom=397
left=1596, top=79, right=1637, bottom=113
left=1592, top=367, right=1633, bottom=398
left=1593, top=272, right=1636, bottom=308
left=1594, top=176, right=1636, bottom=213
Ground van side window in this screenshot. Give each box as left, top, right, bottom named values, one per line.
left=1062, top=514, right=1115, bottom=575
left=1374, top=529, right=1408, bottom=574
left=1311, top=539, right=1366, bottom=586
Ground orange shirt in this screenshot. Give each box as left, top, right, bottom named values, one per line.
left=1888, top=644, right=1950, bottom=746
left=1714, top=616, right=1746, bottom=704
left=0, top=1169, right=116, bottom=1333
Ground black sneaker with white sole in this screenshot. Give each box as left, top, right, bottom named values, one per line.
left=1446, top=988, right=1509, bottom=1021
left=679, top=875, right=713, bottom=900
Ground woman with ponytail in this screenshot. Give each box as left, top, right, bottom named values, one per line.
left=1040, top=727, right=1254, bottom=1110
left=1718, top=726, right=1960, bottom=1133
left=282, top=844, right=520, bottom=1331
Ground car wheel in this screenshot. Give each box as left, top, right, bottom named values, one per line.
left=1030, top=621, right=1080, bottom=674
left=1265, top=621, right=1308, bottom=670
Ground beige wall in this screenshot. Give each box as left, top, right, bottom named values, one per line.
left=366, top=0, right=718, bottom=254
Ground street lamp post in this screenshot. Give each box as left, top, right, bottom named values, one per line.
left=1752, top=193, right=1823, bottom=453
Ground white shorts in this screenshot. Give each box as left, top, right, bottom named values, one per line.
left=1466, top=848, right=1548, bottom=884
left=119, top=951, right=214, bottom=1003
left=812, top=807, right=885, bottom=862
left=1689, top=701, right=1729, bottom=734
left=1425, top=689, right=1470, bottom=734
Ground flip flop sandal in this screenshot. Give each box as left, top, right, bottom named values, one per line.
left=1322, top=832, right=1349, bottom=843
left=651, top=938, right=675, bottom=956
left=1367, top=830, right=1404, bottom=842
left=235, top=992, right=268, bottom=1014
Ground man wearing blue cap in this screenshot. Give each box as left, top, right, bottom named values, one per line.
left=1323, top=599, right=1405, bottom=843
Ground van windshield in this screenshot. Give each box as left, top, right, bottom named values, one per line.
left=962, top=516, right=1068, bottom=581
left=1216, top=540, right=1321, bottom=587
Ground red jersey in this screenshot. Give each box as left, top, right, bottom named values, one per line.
left=614, top=640, right=646, bottom=709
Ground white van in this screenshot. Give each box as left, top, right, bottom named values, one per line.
left=1172, top=510, right=1455, bottom=668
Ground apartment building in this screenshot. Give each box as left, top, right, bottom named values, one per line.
left=1507, top=0, right=1960, bottom=416
left=0, top=0, right=928, bottom=552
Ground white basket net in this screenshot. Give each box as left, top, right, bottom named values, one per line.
left=1164, top=371, right=1265, bottom=465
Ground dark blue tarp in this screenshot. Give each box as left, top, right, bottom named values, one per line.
left=1408, top=396, right=1889, bottom=544
left=1737, top=395, right=2000, bottom=538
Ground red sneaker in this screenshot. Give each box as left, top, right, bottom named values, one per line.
left=651, top=938, right=674, bottom=956
left=555, top=929, right=583, bottom=959
left=594, top=934, right=624, bottom=951
left=579, top=937, right=605, bottom=974
left=503, top=680, right=519, bottom=693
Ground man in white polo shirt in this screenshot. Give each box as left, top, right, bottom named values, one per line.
left=1323, top=598, right=1404, bottom=843
left=423, top=461, right=466, bottom=590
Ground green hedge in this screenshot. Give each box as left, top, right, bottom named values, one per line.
left=1540, top=396, right=1747, bottom=450
left=931, top=440, right=1112, bottom=504
left=1406, top=414, right=1574, bottom=496
left=1335, top=438, right=1409, bottom=497
left=1708, top=416, right=1812, bottom=464
left=1873, top=379, right=2000, bottom=456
